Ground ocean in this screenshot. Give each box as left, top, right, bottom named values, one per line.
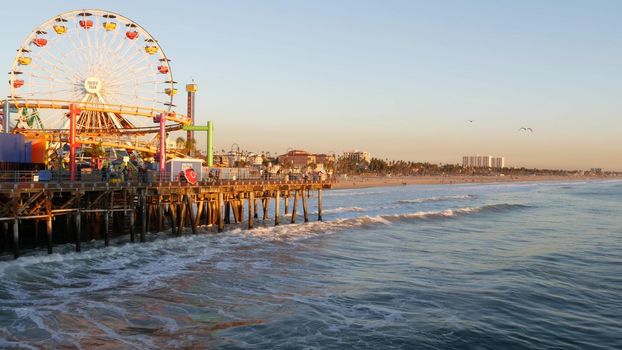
left=0, top=180, right=620, bottom=349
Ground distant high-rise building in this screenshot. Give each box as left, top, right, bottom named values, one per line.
left=463, top=155, right=505, bottom=169
left=490, top=157, right=505, bottom=169
left=342, top=150, right=371, bottom=163
left=462, top=155, right=490, bottom=168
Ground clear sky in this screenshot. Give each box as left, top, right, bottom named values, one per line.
left=2, top=1, right=621, bottom=170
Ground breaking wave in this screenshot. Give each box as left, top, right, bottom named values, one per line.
left=394, top=194, right=477, bottom=204
left=229, top=203, right=529, bottom=242
left=322, top=206, right=367, bottom=214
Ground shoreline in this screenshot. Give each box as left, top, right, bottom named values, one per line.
left=331, top=175, right=616, bottom=190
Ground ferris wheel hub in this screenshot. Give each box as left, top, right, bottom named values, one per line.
left=84, top=77, right=102, bottom=94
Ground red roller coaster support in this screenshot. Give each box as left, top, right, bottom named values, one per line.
left=69, top=103, right=80, bottom=182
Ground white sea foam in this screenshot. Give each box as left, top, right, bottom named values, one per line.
left=0, top=233, right=225, bottom=297
left=324, top=190, right=389, bottom=198
left=395, top=194, right=477, bottom=204
left=0, top=202, right=527, bottom=279
left=224, top=203, right=527, bottom=243
left=322, top=206, right=367, bottom=214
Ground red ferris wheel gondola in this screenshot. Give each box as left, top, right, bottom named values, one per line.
left=158, top=65, right=169, bottom=74
left=33, top=38, right=47, bottom=47
left=79, top=20, right=93, bottom=29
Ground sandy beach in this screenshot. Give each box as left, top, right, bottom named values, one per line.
left=331, top=175, right=611, bottom=190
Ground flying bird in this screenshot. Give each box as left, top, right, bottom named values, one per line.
left=518, top=127, right=534, bottom=132
left=468, top=120, right=474, bottom=123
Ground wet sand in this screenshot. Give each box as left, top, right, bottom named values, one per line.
left=332, top=175, right=605, bottom=190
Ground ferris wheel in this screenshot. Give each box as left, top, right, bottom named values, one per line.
left=8, top=9, right=179, bottom=133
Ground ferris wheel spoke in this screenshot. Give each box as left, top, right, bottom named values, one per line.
left=106, top=74, right=158, bottom=87
left=106, top=23, right=124, bottom=56
left=31, top=51, right=72, bottom=79
left=107, top=55, right=153, bottom=85
left=73, top=17, right=92, bottom=72
left=90, top=14, right=107, bottom=76
left=98, top=41, right=138, bottom=83
left=35, top=37, right=80, bottom=73
left=81, top=15, right=95, bottom=73
left=60, top=23, right=89, bottom=69
left=90, top=14, right=103, bottom=70
left=93, top=16, right=121, bottom=72
left=110, top=49, right=146, bottom=78
left=34, top=28, right=85, bottom=80
left=25, top=62, right=78, bottom=85
left=32, top=50, right=79, bottom=81
left=108, top=30, right=152, bottom=74
left=23, top=83, right=76, bottom=94
left=105, top=85, right=160, bottom=97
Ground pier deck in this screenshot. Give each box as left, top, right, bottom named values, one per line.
left=0, top=178, right=332, bottom=259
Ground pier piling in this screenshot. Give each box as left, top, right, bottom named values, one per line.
left=13, top=219, right=19, bottom=260
left=275, top=190, right=280, bottom=226
left=218, top=192, right=224, bottom=232
left=129, top=210, right=135, bottom=243
left=104, top=211, right=110, bottom=247
left=248, top=192, right=254, bottom=229
left=302, top=189, right=309, bottom=223
left=75, top=211, right=81, bottom=252
left=291, top=190, right=299, bottom=224
left=318, top=189, right=323, bottom=221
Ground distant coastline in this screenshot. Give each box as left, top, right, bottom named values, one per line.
left=332, top=175, right=614, bottom=190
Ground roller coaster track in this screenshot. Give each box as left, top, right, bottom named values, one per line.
left=1, top=98, right=191, bottom=158
left=1, top=98, right=190, bottom=124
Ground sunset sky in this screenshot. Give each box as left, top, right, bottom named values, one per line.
left=1, top=1, right=620, bottom=170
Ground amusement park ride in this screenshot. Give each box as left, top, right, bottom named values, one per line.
left=1, top=9, right=210, bottom=180
left=0, top=9, right=331, bottom=261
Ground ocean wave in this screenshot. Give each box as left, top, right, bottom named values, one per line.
left=323, top=190, right=389, bottom=198
left=230, top=203, right=529, bottom=242
left=0, top=202, right=529, bottom=271
left=0, top=234, right=224, bottom=290
left=323, top=206, right=367, bottom=214
left=394, top=194, right=477, bottom=204
left=387, top=203, right=529, bottom=220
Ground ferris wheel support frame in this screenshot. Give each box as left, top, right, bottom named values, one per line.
left=3, top=100, right=9, bottom=133
left=69, top=103, right=80, bottom=181
left=159, top=112, right=166, bottom=172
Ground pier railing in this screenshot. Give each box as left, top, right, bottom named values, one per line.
left=0, top=170, right=334, bottom=188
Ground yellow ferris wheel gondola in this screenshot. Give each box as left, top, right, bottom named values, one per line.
left=145, top=46, right=158, bottom=55
left=53, top=25, right=67, bottom=34
left=18, top=57, right=31, bottom=65
left=103, top=22, right=117, bottom=31
left=102, top=14, right=117, bottom=31
left=144, top=38, right=158, bottom=55
left=53, top=18, right=67, bottom=34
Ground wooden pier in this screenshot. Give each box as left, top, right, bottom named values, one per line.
left=0, top=179, right=331, bottom=259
